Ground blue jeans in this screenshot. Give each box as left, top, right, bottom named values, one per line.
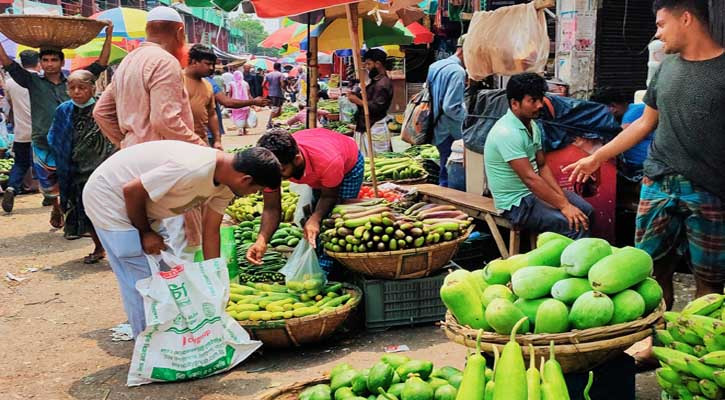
left=447, top=161, right=466, bottom=192
left=503, top=191, right=595, bottom=239
left=436, top=136, right=454, bottom=187
left=7, top=141, right=32, bottom=192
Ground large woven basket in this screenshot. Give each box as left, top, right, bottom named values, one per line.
left=0, top=15, right=106, bottom=49
left=442, top=301, right=665, bottom=373
left=256, top=376, right=329, bottom=400
left=326, top=227, right=471, bottom=279
left=239, top=284, right=361, bottom=348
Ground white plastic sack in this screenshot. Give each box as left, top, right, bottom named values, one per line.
left=246, top=109, right=258, bottom=128
left=127, top=251, right=261, bottom=386
left=355, top=120, right=391, bottom=157
left=463, top=3, right=549, bottom=81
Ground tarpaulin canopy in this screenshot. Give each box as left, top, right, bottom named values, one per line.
left=259, top=24, right=300, bottom=49
left=250, top=0, right=358, bottom=19
left=406, top=21, right=433, bottom=44
left=250, top=0, right=421, bottom=26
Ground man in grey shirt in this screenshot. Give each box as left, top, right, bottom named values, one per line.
left=565, top=0, right=724, bottom=307
left=264, top=62, right=286, bottom=128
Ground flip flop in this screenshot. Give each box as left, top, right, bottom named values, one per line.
left=83, top=254, right=105, bottom=264
left=50, top=207, right=65, bottom=229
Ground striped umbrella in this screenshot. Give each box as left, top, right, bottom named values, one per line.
left=91, top=7, right=147, bottom=40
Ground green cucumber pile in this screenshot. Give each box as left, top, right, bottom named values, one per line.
left=226, top=281, right=356, bottom=322
left=403, top=144, right=439, bottom=161
left=654, top=293, right=725, bottom=399
left=0, top=158, right=13, bottom=172
left=225, top=181, right=298, bottom=223
left=364, top=157, right=426, bottom=182
left=234, top=220, right=303, bottom=252
left=236, top=243, right=286, bottom=282
left=299, top=355, right=463, bottom=400
left=441, top=232, right=664, bottom=335
left=321, top=200, right=472, bottom=253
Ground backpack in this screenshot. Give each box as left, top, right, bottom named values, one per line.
left=400, top=63, right=452, bottom=145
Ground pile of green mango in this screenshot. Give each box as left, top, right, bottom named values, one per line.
left=654, top=292, right=725, bottom=399
left=298, top=355, right=462, bottom=400
left=441, top=232, right=664, bottom=335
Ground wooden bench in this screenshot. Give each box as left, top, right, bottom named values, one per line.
left=415, top=184, right=534, bottom=258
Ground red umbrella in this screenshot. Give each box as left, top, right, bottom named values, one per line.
left=251, top=0, right=357, bottom=18
left=406, top=21, right=433, bottom=44
left=260, top=24, right=304, bottom=49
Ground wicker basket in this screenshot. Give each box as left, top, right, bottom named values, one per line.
left=239, top=284, right=361, bottom=348
left=326, top=227, right=472, bottom=279
left=256, top=376, right=329, bottom=400
left=442, top=301, right=665, bottom=373
left=0, top=15, right=106, bottom=49
left=326, top=113, right=340, bottom=121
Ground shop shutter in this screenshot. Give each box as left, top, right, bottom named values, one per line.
left=595, top=0, right=655, bottom=96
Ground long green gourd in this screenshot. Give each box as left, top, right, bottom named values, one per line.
left=583, top=371, right=594, bottom=400
left=455, top=330, right=486, bottom=400
left=527, top=344, right=541, bottom=400
left=484, top=345, right=499, bottom=400
left=492, top=317, right=529, bottom=400
left=540, top=357, right=557, bottom=400
left=542, top=341, right=570, bottom=400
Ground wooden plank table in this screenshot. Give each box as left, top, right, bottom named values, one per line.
left=414, top=184, right=526, bottom=258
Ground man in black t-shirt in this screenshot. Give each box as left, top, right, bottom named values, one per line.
left=565, top=0, right=725, bottom=308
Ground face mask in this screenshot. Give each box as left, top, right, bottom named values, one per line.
left=72, top=97, right=96, bottom=109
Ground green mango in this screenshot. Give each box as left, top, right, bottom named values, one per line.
left=402, top=376, right=434, bottom=400
left=433, top=384, right=457, bottom=400
left=367, top=362, right=395, bottom=394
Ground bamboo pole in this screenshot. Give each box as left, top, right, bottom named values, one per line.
left=309, top=36, right=319, bottom=128
left=345, top=3, right=379, bottom=196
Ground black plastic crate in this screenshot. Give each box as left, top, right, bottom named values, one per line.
left=352, top=262, right=459, bottom=331
left=452, top=231, right=499, bottom=270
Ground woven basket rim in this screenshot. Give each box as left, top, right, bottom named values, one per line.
left=325, top=225, right=472, bottom=259
left=255, top=375, right=330, bottom=400
left=238, top=283, right=361, bottom=329
left=0, top=15, right=106, bottom=49
left=442, top=299, right=666, bottom=346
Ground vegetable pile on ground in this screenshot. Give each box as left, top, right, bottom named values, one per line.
left=654, top=292, right=725, bottom=399
left=226, top=181, right=298, bottom=223
left=364, top=157, right=426, bottom=182
left=0, top=158, right=13, bottom=172
left=279, top=104, right=299, bottom=121
left=299, top=355, right=463, bottom=400
left=225, top=145, right=252, bottom=154
left=235, top=243, right=287, bottom=282
left=441, top=232, right=664, bottom=335
left=321, top=200, right=471, bottom=253
left=226, top=280, right=355, bottom=322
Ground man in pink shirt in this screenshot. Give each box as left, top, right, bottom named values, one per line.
left=93, top=7, right=206, bottom=260
left=248, top=128, right=364, bottom=272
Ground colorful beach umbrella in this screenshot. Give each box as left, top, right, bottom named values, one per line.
left=302, top=18, right=414, bottom=52
left=71, top=39, right=128, bottom=71
left=91, top=7, right=147, bottom=40
left=260, top=24, right=300, bottom=49
left=249, top=58, right=274, bottom=71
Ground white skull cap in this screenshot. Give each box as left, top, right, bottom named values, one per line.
left=147, top=6, right=183, bottom=23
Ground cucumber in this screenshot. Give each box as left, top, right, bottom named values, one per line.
left=287, top=237, right=300, bottom=247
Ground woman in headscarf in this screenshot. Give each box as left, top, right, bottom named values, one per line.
left=228, top=70, right=251, bottom=135
left=48, top=70, right=116, bottom=263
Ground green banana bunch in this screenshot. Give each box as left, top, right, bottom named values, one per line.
left=653, top=291, right=725, bottom=398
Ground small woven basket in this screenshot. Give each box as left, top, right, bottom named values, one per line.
left=0, top=15, right=106, bottom=49
left=239, top=284, right=361, bottom=348
left=326, top=227, right=471, bottom=279
left=442, top=300, right=665, bottom=373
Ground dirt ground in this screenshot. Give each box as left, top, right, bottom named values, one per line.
left=0, top=112, right=693, bottom=400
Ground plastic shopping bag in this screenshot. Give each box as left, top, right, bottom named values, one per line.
left=127, top=251, right=261, bottom=386
left=278, top=239, right=327, bottom=296
left=246, top=109, right=258, bottom=128
left=463, top=3, right=549, bottom=81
